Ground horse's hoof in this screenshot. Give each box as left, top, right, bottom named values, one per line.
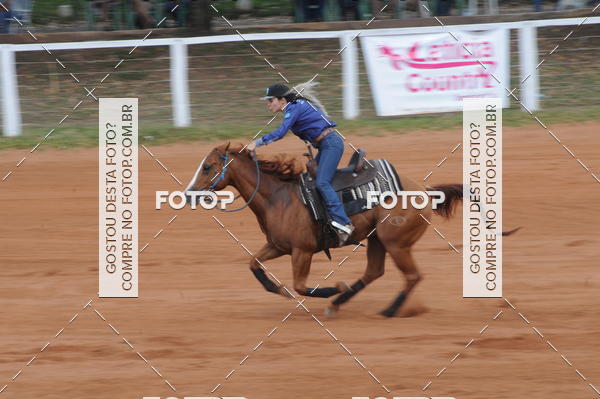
left=324, top=305, right=339, bottom=318
left=379, top=308, right=396, bottom=318
left=336, top=281, right=351, bottom=294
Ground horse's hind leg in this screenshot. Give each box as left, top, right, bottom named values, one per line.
left=326, top=235, right=386, bottom=316
left=379, top=246, right=421, bottom=317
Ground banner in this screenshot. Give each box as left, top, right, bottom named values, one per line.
left=361, top=29, right=510, bottom=116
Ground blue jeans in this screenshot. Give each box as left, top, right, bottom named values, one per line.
left=315, top=133, right=352, bottom=225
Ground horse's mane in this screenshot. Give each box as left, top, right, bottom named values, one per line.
left=257, top=153, right=304, bottom=181
left=223, top=143, right=305, bottom=182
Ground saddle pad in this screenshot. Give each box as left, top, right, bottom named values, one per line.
left=298, top=159, right=403, bottom=221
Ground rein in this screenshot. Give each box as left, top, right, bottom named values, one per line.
left=210, top=150, right=261, bottom=213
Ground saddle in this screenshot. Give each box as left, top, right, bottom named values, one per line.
left=307, top=149, right=367, bottom=181
left=298, top=148, right=404, bottom=255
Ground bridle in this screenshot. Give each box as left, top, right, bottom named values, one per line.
left=203, top=150, right=261, bottom=213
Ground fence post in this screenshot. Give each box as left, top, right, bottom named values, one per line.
left=341, top=33, right=359, bottom=120
left=169, top=39, right=191, bottom=127
left=467, top=0, right=477, bottom=15
left=1, top=45, right=22, bottom=137
left=518, top=23, right=540, bottom=112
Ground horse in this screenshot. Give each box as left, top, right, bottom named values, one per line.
left=185, top=142, right=467, bottom=317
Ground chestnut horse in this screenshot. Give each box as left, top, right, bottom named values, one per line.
left=186, top=142, right=464, bottom=317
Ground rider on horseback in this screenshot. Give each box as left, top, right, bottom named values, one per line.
left=246, top=81, right=355, bottom=246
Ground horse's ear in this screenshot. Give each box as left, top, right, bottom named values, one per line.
left=224, top=142, right=231, bottom=152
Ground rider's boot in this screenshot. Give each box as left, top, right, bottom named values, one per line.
left=331, top=220, right=355, bottom=247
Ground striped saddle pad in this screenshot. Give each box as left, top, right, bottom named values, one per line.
left=298, top=159, right=403, bottom=222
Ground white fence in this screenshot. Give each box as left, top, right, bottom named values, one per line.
left=1, top=16, right=599, bottom=136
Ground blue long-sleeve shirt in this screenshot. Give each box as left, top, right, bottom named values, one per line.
left=255, top=99, right=336, bottom=146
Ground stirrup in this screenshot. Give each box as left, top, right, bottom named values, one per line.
left=331, top=220, right=354, bottom=234
left=331, top=221, right=355, bottom=246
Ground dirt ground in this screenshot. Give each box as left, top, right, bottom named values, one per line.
left=1, top=121, right=599, bottom=399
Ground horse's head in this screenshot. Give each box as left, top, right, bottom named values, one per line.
left=185, top=142, right=256, bottom=206
left=185, top=142, right=235, bottom=199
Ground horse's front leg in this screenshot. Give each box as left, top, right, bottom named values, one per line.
left=292, top=249, right=348, bottom=298
left=250, top=243, right=291, bottom=298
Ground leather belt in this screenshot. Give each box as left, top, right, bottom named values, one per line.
left=314, top=127, right=334, bottom=144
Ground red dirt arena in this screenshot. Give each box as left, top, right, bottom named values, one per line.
left=1, top=121, right=599, bottom=399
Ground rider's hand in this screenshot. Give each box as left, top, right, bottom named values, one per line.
left=247, top=141, right=257, bottom=152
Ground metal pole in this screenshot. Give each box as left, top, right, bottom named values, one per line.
left=341, top=33, right=359, bottom=119
left=169, top=40, right=192, bottom=127
left=518, top=23, right=540, bottom=111
left=1, top=45, right=22, bottom=136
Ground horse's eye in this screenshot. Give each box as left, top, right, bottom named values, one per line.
left=202, top=164, right=213, bottom=175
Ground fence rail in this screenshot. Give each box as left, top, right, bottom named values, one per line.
left=2, top=16, right=599, bottom=136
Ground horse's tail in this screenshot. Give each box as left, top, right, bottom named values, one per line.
left=427, top=183, right=463, bottom=219
left=426, top=183, right=522, bottom=236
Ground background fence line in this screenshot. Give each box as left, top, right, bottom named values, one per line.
left=1, top=16, right=599, bottom=136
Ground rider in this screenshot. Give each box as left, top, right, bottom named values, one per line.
left=246, top=81, right=355, bottom=246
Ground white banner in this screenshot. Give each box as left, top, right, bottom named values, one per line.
left=463, top=98, right=502, bottom=298
left=99, top=98, right=138, bottom=298
left=361, top=30, right=510, bottom=116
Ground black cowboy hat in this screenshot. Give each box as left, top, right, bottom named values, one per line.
left=260, top=83, right=290, bottom=100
